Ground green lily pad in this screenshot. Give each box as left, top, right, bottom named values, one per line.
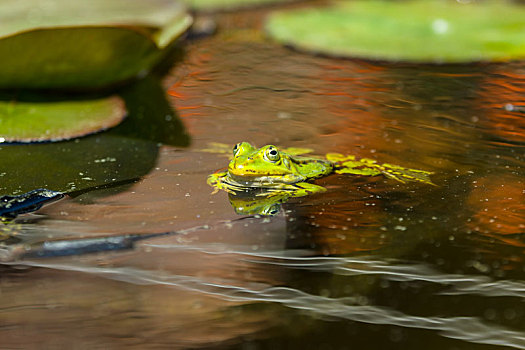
left=0, top=95, right=126, bottom=142
left=0, top=134, right=159, bottom=196
left=185, top=0, right=290, bottom=11
left=0, top=0, right=192, bottom=89
left=266, top=1, right=525, bottom=62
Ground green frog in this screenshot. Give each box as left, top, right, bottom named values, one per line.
left=207, top=142, right=434, bottom=198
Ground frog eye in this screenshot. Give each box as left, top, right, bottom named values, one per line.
left=233, top=143, right=241, bottom=156
left=264, top=146, right=280, bottom=162
left=263, top=204, right=281, bottom=216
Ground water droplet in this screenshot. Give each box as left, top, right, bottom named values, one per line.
left=432, top=18, right=449, bottom=34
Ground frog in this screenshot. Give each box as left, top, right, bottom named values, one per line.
left=207, top=142, right=434, bottom=198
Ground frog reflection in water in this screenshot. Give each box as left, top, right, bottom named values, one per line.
left=227, top=191, right=290, bottom=216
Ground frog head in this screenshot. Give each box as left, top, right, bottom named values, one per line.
left=226, top=142, right=332, bottom=187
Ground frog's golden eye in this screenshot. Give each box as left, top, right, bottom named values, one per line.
left=233, top=143, right=241, bottom=156
left=264, top=146, right=280, bottom=162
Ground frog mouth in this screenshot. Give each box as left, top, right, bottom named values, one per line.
left=227, top=173, right=302, bottom=187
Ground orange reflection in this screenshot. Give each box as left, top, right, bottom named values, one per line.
left=287, top=178, right=390, bottom=256
left=467, top=174, right=525, bottom=243
left=476, top=64, right=525, bottom=144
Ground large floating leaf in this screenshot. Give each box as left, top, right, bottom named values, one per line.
left=0, top=95, right=125, bottom=142
left=185, top=0, right=290, bottom=11
left=0, top=0, right=192, bottom=89
left=0, top=134, right=158, bottom=196
left=266, top=1, right=525, bottom=62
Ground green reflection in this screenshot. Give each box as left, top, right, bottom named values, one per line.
left=228, top=191, right=291, bottom=216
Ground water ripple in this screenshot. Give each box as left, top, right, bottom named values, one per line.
left=7, top=257, right=525, bottom=349
left=143, top=245, right=525, bottom=299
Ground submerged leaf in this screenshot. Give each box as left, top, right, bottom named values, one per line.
left=0, top=96, right=126, bottom=142
left=266, top=1, right=525, bottom=62
left=0, top=0, right=192, bottom=89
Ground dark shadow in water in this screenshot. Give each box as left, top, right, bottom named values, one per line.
left=0, top=45, right=190, bottom=197
left=115, top=75, right=190, bottom=147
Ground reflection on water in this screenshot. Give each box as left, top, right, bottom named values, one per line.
left=1, top=11, right=525, bottom=350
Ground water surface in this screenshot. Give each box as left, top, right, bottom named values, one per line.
left=1, top=10, right=525, bottom=350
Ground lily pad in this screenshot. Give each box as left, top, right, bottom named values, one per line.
left=0, top=0, right=192, bottom=89
left=0, top=95, right=126, bottom=142
left=185, top=0, right=290, bottom=11
left=0, top=78, right=191, bottom=195
left=0, top=134, right=158, bottom=196
left=266, top=1, right=525, bottom=62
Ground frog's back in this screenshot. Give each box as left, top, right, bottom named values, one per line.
left=288, top=154, right=333, bottom=179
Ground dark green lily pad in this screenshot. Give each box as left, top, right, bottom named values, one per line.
left=266, top=1, right=525, bottom=62
left=0, top=134, right=158, bottom=196
left=0, top=95, right=125, bottom=142
left=0, top=0, right=192, bottom=89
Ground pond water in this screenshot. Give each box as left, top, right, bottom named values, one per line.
left=1, top=9, right=525, bottom=350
